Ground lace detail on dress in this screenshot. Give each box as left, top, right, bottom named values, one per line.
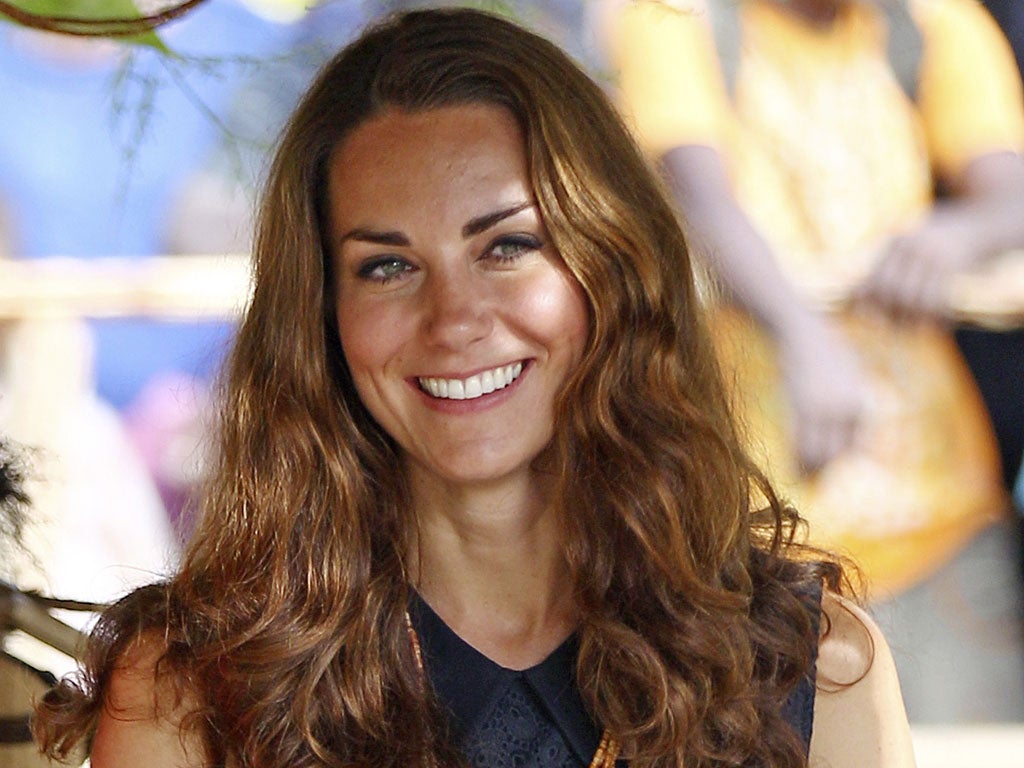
left=461, top=676, right=583, bottom=768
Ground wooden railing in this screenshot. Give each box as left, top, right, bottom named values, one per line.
left=1, top=251, right=1023, bottom=327
left=0, top=254, right=252, bottom=320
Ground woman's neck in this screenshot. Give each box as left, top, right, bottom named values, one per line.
left=406, top=468, right=576, bottom=670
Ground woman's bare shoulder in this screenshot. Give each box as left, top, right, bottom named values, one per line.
left=89, top=631, right=209, bottom=768
left=808, top=591, right=916, bottom=767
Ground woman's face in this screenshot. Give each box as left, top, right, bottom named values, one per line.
left=328, top=104, right=588, bottom=488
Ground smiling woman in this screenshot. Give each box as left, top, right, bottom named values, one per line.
left=33, top=7, right=912, bottom=768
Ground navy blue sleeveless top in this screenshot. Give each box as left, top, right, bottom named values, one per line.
left=408, top=591, right=820, bottom=767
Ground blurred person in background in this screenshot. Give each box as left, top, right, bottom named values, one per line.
left=602, top=0, right=1024, bottom=721
left=0, top=1, right=288, bottom=606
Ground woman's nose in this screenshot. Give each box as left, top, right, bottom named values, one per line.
left=422, top=271, right=493, bottom=350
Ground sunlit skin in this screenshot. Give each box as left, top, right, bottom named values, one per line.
left=329, top=105, right=588, bottom=494
left=327, top=105, right=589, bottom=666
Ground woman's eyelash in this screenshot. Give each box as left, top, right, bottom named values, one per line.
left=352, top=235, right=542, bottom=281
left=488, top=234, right=543, bottom=262
left=356, top=256, right=411, bottom=283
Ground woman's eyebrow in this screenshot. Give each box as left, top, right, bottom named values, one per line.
left=462, top=201, right=534, bottom=238
left=337, top=202, right=534, bottom=247
left=339, top=228, right=409, bottom=247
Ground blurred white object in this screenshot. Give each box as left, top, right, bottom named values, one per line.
left=0, top=318, right=178, bottom=639
left=912, top=724, right=1024, bottom=767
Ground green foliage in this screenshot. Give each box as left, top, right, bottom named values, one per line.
left=0, top=0, right=167, bottom=50
left=460, top=0, right=520, bottom=19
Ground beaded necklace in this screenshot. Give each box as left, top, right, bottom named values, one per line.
left=405, top=612, right=621, bottom=767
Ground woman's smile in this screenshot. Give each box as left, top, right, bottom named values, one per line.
left=417, top=360, right=525, bottom=401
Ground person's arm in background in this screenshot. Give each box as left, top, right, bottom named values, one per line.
left=664, top=146, right=867, bottom=473
left=858, top=152, right=1024, bottom=317
left=604, top=0, right=867, bottom=472
left=857, top=0, right=1024, bottom=318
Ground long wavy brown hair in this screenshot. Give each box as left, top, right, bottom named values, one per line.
left=35, top=8, right=845, bottom=767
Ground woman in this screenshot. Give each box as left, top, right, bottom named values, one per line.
left=35, top=8, right=912, bottom=767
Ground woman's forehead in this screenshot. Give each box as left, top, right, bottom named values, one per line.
left=325, top=105, right=536, bottom=230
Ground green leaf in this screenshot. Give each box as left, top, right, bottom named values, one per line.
left=0, top=0, right=169, bottom=51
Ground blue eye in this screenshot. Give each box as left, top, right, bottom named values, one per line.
left=487, top=234, right=542, bottom=264
left=357, top=256, right=413, bottom=284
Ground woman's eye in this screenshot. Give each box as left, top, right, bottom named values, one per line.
left=486, top=234, right=543, bottom=264
left=357, top=256, right=413, bottom=284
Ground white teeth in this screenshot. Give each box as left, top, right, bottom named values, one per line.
left=419, top=362, right=525, bottom=401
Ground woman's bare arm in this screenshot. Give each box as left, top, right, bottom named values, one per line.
left=809, top=593, right=916, bottom=767
left=89, top=633, right=209, bottom=768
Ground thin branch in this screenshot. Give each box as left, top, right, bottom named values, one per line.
left=160, top=55, right=234, bottom=138
left=0, top=0, right=208, bottom=37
